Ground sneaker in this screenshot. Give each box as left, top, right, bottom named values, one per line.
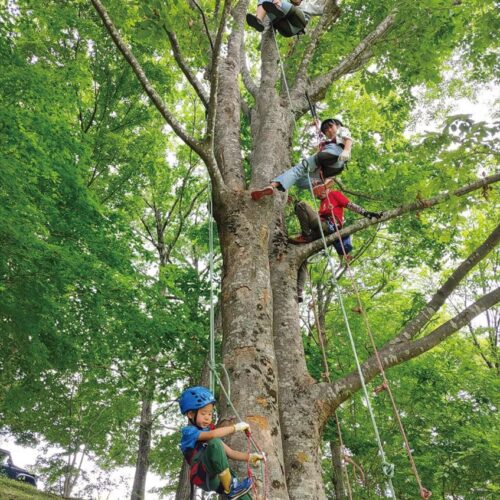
left=251, top=185, right=274, bottom=201
left=262, top=1, right=285, bottom=19
left=226, top=477, right=253, bottom=499
left=246, top=14, right=265, bottom=32
left=289, top=234, right=313, bottom=244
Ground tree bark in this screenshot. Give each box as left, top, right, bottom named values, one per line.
left=330, top=440, right=347, bottom=500
left=131, top=395, right=153, bottom=500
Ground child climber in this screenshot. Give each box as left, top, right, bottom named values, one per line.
left=292, top=182, right=382, bottom=301
left=179, top=386, right=264, bottom=499
left=251, top=118, right=353, bottom=201
left=290, top=181, right=382, bottom=246
left=246, top=0, right=305, bottom=34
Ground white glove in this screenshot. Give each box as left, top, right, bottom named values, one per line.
left=339, top=150, right=351, bottom=162
left=234, top=421, right=250, bottom=432
left=249, top=452, right=265, bottom=466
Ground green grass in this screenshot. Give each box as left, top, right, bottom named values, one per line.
left=0, top=477, right=61, bottom=500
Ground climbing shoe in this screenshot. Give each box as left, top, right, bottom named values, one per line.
left=225, top=477, right=253, bottom=499
left=289, top=234, right=313, bottom=245
left=251, top=185, right=274, bottom=201
left=246, top=14, right=265, bottom=32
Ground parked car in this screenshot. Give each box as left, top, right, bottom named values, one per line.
left=0, top=448, right=37, bottom=486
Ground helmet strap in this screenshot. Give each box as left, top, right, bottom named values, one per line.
left=188, top=409, right=205, bottom=430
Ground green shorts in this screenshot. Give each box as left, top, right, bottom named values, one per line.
left=199, top=438, right=252, bottom=499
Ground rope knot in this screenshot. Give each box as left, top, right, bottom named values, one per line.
left=382, top=461, right=395, bottom=478
left=374, top=382, right=388, bottom=395
left=420, top=487, right=432, bottom=499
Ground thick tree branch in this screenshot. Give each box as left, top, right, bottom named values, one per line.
left=305, top=12, right=397, bottom=110
left=91, top=0, right=225, bottom=193
left=240, top=38, right=258, bottom=98
left=393, top=223, right=500, bottom=344
left=322, top=228, right=500, bottom=412
left=212, top=0, right=250, bottom=189
left=292, top=172, right=500, bottom=265
left=206, top=0, right=232, bottom=149
left=191, top=0, right=215, bottom=51
left=322, top=285, right=500, bottom=419
left=163, top=27, right=209, bottom=108
left=292, top=3, right=342, bottom=100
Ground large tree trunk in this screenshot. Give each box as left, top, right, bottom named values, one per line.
left=215, top=190, right=289, bottom=497
left=174, top=462, right=191, bottom=500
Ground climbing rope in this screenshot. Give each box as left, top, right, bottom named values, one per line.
left=306, top=269, right=354, bottom=500
left=275, top=27, right=430, bottom=499
left=323, top=209, right=431, bottom=499
left=306, top=170, right=397, bottom=499
left=208, top=190, right=216, bottom=394
left=274, top=27, right=388, bottom=497
left=272, top=27, right=296, bottom=126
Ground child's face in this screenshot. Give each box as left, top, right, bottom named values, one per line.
left=323, top=122, right=338, bottom=139
left=190, top=403, right=214, bottom=428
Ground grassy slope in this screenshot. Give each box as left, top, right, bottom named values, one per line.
left=0, top=477, right=61, bottom=500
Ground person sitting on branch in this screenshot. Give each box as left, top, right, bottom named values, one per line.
left=251, top=118, right=353, bottom=201
left=292, top=182, right=382, bottom=301
left=290, top=181, right=382, bottom=246
left=179, top=386, right=263, bottom=499
left=246, top=0, right=307, bottom=37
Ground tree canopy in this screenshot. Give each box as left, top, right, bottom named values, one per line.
left=0, top=0, right=498, bottom=498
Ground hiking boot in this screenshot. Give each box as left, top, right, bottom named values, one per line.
left=251, top=185, right=274, bottom=201
left=225, top=477, right=253, bottom=499
left=246, top=14, right=265, bottom=32
left=289, top=233, right=313, bottom=244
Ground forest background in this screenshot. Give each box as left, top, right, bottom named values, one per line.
left=0, top=0, right=498, bottom=499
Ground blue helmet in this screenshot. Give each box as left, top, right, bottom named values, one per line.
left=179, top=386, right=216, bottom=414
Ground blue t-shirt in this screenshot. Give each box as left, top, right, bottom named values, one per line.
left=180, top=425, right=210, bottom=454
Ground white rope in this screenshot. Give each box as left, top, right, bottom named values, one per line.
left=208, top=189, right=216, bottom=393
left=306, top=172, right=397, bottom=498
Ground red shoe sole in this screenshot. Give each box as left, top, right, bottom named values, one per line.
left=251, top=186, right=274, bottom=201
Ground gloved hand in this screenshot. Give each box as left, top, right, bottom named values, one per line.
left=234, top=421, right=250, bottom=432
left=249, top=452, right=265, bottom=466
left=363, top=210, right=382, bottom=220
left=338, top=150, right=351, bottom=162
